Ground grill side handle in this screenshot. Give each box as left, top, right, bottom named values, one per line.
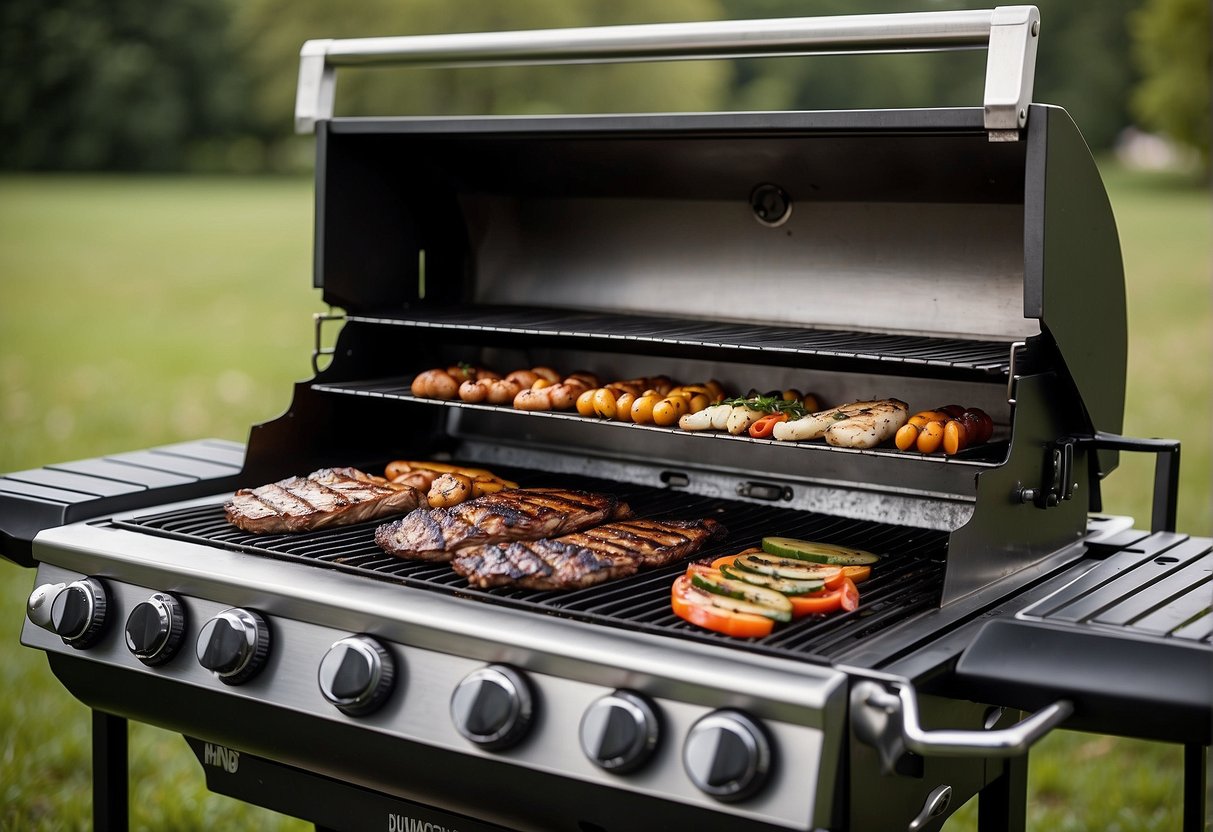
left=852, top=680, right=1072, bottom=773
left=295, top=6, right=1039, bottom=138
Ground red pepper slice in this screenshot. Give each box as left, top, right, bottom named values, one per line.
left=748, top=412, right=788, bottom=438
left=788, top=578, right=861, bottom=617
left=670, top=575, right=774, bottom=638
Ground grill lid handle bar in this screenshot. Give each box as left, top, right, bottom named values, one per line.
left=852, top=680, right=1072, bottom=771
left=295, top=6, right=1040, bottom=138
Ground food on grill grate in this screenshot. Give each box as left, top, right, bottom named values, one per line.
left=224, top=467, right=424, bottom=534
left=760, top=537, right=881, bottom=565
left=451, top=517, right=724, bottom=590
left=894, top=406, right=994, bottom=454
left=383, top=460, right=518, bottom=508
left=674, top=549, right=865, bottom=636
left=375, top=488, right=631, bottom=561
left=769, top=399, right=907, bottom=445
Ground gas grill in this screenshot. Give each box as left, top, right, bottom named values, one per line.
left=3, top=7, right=1210, bottom=832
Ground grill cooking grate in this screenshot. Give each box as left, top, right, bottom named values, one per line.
left=348, top=305, right=1016, bottom=376
left=114, top=471, right=947, bottom=664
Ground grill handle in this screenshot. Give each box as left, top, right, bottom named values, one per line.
left=852, top=680, right=1072, bottom=771
left=296, top=6, right=1039, bottom=138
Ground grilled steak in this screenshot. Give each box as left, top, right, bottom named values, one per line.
left=452, top=517, right=724, bottom=590
left=225, top=467, right=423, bottom=534
left=374, top=488, right=630, bottom=561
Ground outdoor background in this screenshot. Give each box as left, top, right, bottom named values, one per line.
left=1, top=1, right=1209, bottom=830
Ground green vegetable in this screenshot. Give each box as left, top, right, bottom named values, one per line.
left=760, top=537, right=881, bottom=565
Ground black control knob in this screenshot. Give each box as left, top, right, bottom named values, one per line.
left=49, top=578, right=109, bottom=649
left=318, top=636, right=397, bottom=716
left=450, top=664, right=534, bottom=751
left=124, top=593, right=186, bottom=666
left=683, top=709, right=773, bottom=802
left=580, top=690, right=660, bottom=774
left=196, top=608, right=270, bottom=685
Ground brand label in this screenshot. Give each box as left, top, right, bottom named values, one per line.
left=202, top=743, right=240, bottom=774
left=387, top=814, right=457, bottom=832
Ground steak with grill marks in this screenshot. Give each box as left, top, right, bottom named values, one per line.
left=224, top=467, right=423, bottom=534
left=374, top=488, right=630, bottom=561
left=451, top=517, right=724, bottom=590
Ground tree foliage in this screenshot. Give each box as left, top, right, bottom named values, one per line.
left=1, top=1, right=1187, bottom=171
left=1131, top=0, right=1211, bottom=169
left=234, top=0, right=730, bottom=134
left=0, top=0, right=249, bottom=171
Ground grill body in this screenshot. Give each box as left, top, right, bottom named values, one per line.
left=4, top=9, right=1210, bottom=832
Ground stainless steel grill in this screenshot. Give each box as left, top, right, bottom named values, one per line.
left=3, top=6, right=1209, bottom=832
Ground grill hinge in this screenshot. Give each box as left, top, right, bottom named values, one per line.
left=1019, top=433, right=1181, bottom=534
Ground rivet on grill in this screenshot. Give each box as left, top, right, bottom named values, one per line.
left=750, top=184, right=792, bottom=227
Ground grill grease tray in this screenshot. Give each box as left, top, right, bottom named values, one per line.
left=114, top=474, right=947, bottom=664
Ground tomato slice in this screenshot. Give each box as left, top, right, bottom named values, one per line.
left=748, top=413, right=788, bottom=438
left=671, top=576, right=774, bottom=638
left=840, top=577, right=860, bottom=611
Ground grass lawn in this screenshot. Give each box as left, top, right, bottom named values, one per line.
left=0, top=167, right=1208, bottom=830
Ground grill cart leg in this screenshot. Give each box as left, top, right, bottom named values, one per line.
left=1184, top=744, right=1208, bottom=832
left=92, top=710, right=129, bottom=831
left=977, top=752, right=1027, bottom=832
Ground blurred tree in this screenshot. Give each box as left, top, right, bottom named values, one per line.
left=1131, top=0, right=1211, bottom=170
left=234, top=0, right=730, bottom=145
left=716, top=0, right=1142, bottom=152
left=0, top=0, right=250, bottom=171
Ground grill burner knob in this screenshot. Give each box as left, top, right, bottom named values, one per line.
left=579, top=690, right=660, bottom=774
left=318, top=636, right=396, bottom=716
left=124, top=593, right=186, bottom=666
left=49, top=578, right=109, bottom=649
left=450, top=664, right=534, bottom=751
left=683, top=709, right=772, bottom=802
left=196, top=608, right=270, bottom=685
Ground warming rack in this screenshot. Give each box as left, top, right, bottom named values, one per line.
left=345, top=306, right=1020, bottom=377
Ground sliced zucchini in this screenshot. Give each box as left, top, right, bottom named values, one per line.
left=720, top=564, right=824, bottom=596
left=681, top=581, right=792, bottom=623
left=761, top=536, right=881, bottom=566
left=733, top=553, right=843, bottom=581
left=687, top=567, right=794, bottom=620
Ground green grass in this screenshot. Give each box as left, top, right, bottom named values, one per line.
left=0, top=168, right=1208, bottom=830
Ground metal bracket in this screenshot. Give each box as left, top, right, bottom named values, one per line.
left=983, top=7, right=1040, bottom=140
left=294, top=6, right=1040, bottom=140
left=312, top=311, right=346, bottom=376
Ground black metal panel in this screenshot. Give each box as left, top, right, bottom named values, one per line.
left=114, top=471, right=947, bottom=666
left=1023, top=105, right=1127, bottom=475
left=951, top=532, right=1213, bottom=744
left=0, top=440, right=245, bottom=568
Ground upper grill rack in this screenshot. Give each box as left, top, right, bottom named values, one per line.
left=347, top=305, right=1018, bottom=377
left=114, top=473, right=947, bottom=664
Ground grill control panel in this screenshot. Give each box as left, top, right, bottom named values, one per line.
left=23, top=560, right=841, bottom=829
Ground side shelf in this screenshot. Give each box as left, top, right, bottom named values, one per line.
left=0, top=439, right=245, bottom=568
